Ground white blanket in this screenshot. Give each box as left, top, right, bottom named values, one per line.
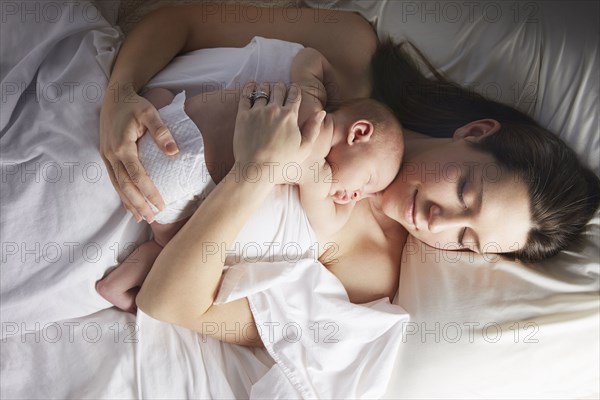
left=0, top=2, right=408, bottom=398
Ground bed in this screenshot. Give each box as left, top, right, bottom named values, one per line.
left=1, top=0, right=598, bottom=398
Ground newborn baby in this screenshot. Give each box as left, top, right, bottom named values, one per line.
left=96, top=48, right=404, bottom=312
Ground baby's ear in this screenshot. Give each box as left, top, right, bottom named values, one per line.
left=347, top=120, right=374, bottom=145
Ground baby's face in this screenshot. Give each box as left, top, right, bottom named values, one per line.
left=325, top=141, right=401, bottom=204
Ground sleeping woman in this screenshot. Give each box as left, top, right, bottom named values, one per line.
left=99, top=5, right=600, bottom=345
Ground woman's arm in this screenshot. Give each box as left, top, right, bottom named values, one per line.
left=136, top=83, right=324, bottom=346
left=100, top=4, right=376, bottom=222
left=112, top=5, right=376, bottom=94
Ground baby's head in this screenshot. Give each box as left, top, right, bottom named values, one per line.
left=326, top=98, right=404, bottom=204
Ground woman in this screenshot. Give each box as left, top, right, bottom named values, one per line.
left=100, top=5, right=600, bottom=345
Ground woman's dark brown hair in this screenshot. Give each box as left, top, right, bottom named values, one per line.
left=370, top=38, right=600, bottom=263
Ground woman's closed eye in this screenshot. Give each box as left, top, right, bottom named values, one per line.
left=458, top=227, right=468, bottom=247
left=457, top=175, right=468, bottom=209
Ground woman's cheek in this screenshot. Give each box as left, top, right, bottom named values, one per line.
left=419, top=232, right=457, bottom=250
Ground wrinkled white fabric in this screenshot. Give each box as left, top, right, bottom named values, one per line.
left=218, top=259, right=409, bottom=399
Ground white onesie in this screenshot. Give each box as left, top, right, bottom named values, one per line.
left=137, top=90, right=215, bottom=224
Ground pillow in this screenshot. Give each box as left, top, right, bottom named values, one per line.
left=389, top=215, right=599, bottom=398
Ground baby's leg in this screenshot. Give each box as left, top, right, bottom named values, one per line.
left=96, top=239, right=162, bottom=313
left=96, top=218, right=188, bottom=313
left=142, top=87, right=175, bottom=109
left=185, top=89, right=241, bottom=183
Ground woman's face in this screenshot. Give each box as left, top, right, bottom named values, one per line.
left=381, top=138, right=532, bottom=254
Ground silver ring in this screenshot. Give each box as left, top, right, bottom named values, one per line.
left=248, top=90, right=269, bottom=103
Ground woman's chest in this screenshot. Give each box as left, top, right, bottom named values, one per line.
left=320, top=201, right=407, bottom=303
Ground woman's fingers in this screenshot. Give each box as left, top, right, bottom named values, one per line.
left=271, top=81, right=286, bottom=106
left=119, top=149, right=166, bottom=214
left=285, top=84, right=302, bottom=111
left=239, top=82, right=256, bottom=112
left=100, top=90, right=170, bottom=222
left=116, top=164, right=157, bottom=223
left=144, top=106, right=179, bottom=155
left=253, top=81, right=271, bottom=107
left=233, top=81, right=321, bottom=184
left=300, top=110, right=326, bottom=150
left=101, top=154, right=144, bottom=223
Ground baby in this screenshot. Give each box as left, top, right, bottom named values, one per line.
left=96, top=48, right=404, bottom=312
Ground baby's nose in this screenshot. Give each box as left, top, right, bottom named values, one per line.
left=351, top=190, right=361, bottom=200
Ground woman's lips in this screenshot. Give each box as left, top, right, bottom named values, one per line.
left=404, top=189, right=417, bottom=229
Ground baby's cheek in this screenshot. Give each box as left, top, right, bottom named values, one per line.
left=328, top=162, right=344, bottom=185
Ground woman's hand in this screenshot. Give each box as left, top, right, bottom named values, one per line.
left=233, top=81, right=325, bottom=185
left=99, top=84, right=179, bottom=223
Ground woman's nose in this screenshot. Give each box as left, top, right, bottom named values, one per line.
left=428, top=204, right=468, bottom=233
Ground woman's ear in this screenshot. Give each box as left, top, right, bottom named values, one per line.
left=453, top=119, right=501, bottom=142
left=347, top=120, right=374, bottom=145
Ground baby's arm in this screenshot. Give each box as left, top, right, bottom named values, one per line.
left=291, top=47, right=338, bottom=128
left=299, top=159, right=355, bottom=240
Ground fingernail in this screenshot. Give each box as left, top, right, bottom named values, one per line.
left=166, top=141, right=178, bottom=154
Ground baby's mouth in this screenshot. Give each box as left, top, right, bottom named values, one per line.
left=332, top=190, right=351, bottom=204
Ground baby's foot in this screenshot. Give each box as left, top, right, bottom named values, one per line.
left=96, top=279, right=138, bottom=314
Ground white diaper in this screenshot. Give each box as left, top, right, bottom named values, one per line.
left=138, top=91, right=216, bottom=224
